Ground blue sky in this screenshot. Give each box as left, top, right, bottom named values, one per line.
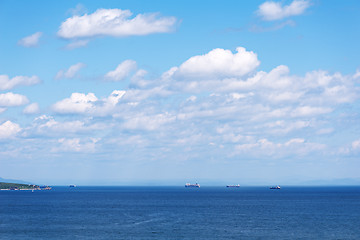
left=0, top=0, right=360, bottom=185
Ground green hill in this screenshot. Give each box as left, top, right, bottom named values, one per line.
left=0, top=182, right=40, bottom=190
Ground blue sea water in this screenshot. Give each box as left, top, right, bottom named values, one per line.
left=1, top=186, right=360, bottom=239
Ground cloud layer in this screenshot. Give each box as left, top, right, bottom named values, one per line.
left=2, top=46, right=360, bottom=184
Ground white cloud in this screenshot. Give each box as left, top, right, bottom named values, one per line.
left=316, top=128, right=333, bottom=135
left=258, top=65, right=293, bottom=89
left=235, top=137, right=325, bottom=157
left=170, top=47, right=260, bottom=79
left=165, top=50, right=359, bottom=109
left=52, top=90, right=126, bottom=115
left=0, top=92, right=29, bottom=107
left=0, top=121, right=21, bottom=139
left=0, top=75, right=40, bottom=90
left=257, top=0, right=311, bottom=21
left=104, top=90, right=126, bottom=105
left=130, top=69, right=149, bottom=88
left=53, top=137, right=99, bottom=153
left=23, top=103, right=40, bottom=114
left=291, top=106, right=332, bottom=117
left=323, top=85, right=356, bottom=104
left=265, top=91, right=304, bottom=102
left=187, top=96, right=197, bottom=102
left=265, top=120, right=310, bottom=135
left=353, top=69, right=360, bottom=79
left=105, top=60, right=137, bottom=81
left=18, top=32, right=43, bottom=47
left=23, top=115, right=111, bottom=139
left=121, top=112, right=176, bottom=131
left=58, top=8, right=177, bottom=39
left=65, top=40, right=89, bottom=50
left=30, top=115, right=85, bottom=135
left=352, top=139, right=360, bottom=151
left=55, top=63, right=86, bottom=79
left=52, top=92, right=98, bottom=114
left=120, top=87, right=171, bottom=103
left=11, top=45, right=358, bottom=166
left=284, top=138, right=305, bottom=145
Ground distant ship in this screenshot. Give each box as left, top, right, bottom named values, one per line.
left=69, top=185, right=76, bottom=187
left=270, top=185, right=281, bottom=189
left=226, top=184, right=240, bottom=188
left=185, top=183, right=200, bottom=188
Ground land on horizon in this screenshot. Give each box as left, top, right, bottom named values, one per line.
left=0, top=182, right=40, bottom=190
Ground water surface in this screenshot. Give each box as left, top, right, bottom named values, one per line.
left=1, top=186, right=359, bottom=239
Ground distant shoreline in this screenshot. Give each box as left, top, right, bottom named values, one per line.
left=0, top=188, right=39, bottom=191
left=0, top=182, right=51, bottom=191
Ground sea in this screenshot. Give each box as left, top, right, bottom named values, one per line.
left=1, top=186, right=359, bottom=239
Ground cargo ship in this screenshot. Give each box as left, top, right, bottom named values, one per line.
left=270, top=185, right=281, bottom=189
left=185, top=183, right=200, bottom=188
left=226, top=184, right=240, bottom=188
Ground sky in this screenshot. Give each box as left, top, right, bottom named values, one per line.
left=0, top=0, right=360, bottom=185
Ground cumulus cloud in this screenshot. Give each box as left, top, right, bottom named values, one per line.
left=58, top=8, right=177, bottom=39
left=146, top=46, right=360, bottom=156
left=52, top=90, right=125, bottom=115
left=257, top=0, right=311, bottom=21
left=23, top=103, right=40, bottom=114
left=0, top=121, right=21, bottom=139
left=162, top=47, right=360, bottom=109
left=0, top=75, right=40, bottom=90
left=18, top=32, right=43, bottom=47
left=55, top=63, right=86, bottom=79
left=0, top=92, right=29, bottom=107
left=105, top=60, right=137, bottom=81
left=52, top=92, right=98, bottom=114
left=169, top=47, right=260, bottom=79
